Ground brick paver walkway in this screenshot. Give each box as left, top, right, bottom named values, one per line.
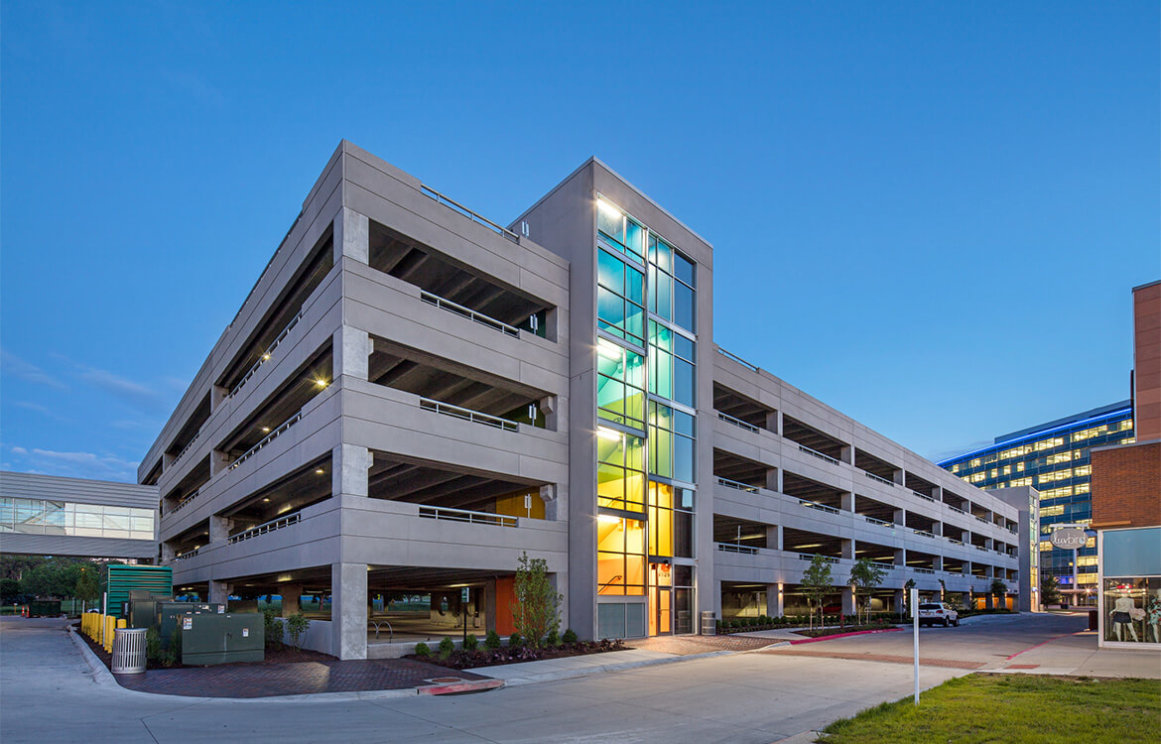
left=115, top=657, right=487, bottom=698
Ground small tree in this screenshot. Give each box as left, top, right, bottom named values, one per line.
left=848, top=558, right=886, bottom=625
left=800, top=554, right=833, bottom=631
left=990, top=578, right=1008, bottom=608
left=903, top=578, right=917, bottom=618
left=285, top=613, right=310, bottom=650
left=512, top=551, right=561, bottom=649
left=1041, top=574, right=1061, bottom=606
left=75, top=565, right=100, bottom=613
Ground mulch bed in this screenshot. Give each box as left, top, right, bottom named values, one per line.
left=411, top=639, right=626, bottom=670
left=792, top=624, right=898, bottom=638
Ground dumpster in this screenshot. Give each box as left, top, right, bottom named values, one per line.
left=180, top=613, right=264, bottom=666
left=111, top=627, right=148, bottom=674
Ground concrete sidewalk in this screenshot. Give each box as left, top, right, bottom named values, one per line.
left=995, top=630, right=1161, bottom=678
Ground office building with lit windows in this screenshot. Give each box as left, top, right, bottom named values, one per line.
left=939, top=402, right=1135, bottom=605
left=144, top=142, right=1026, bottom=659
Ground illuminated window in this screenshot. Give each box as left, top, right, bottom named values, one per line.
left=1076, top=573, right=1097, bottom=585
left=1121, top=437, right=1136, bottom=445
left=648, top=401, right=695, bottom=484
left=597, top=515, right=646, bottom=595
left=1016, top=462, right=1026, bottom=472
left=597, top=429, right=646, bottom=512
left=989, top=469, right=998, bottom=478
left=597, top=200, right=645, bottom=262
left=647, top=483, right=694, bottom=559
left=1071, top=425, right=1108, bottom=443
left=970, top=473, right=985, bottom=483
left=970, top=458, right=981, bottom=467
left=597, top=340, right=646, bottom=429
left=1034, top=437, right=1064, bottom=451
left=1038, top=468, right=1073, bottom=484
left=648, top=321, right=695, bottom=408
left=1074, top=482, right=1091, bottom=495
left=1120, top=419, right=1133, bottom=431
left=1002, top=465, right=1011, bottom=475
left=597, top=249, right=645, bottom=346
left=1040, top=505, right=1064, bottom=517
left=648, top=236, right=696, bottom=333
left=951, top=464, right=961, bottom=474
left=1073, top=465, right=1092, bottom=477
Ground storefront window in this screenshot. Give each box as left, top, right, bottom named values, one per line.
left=1103, top=577, right=1161, bottom=644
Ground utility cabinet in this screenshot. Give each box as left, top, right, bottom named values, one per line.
left=179, top=613, right=264, bottom=665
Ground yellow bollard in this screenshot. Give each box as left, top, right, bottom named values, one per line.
left=104, top=615, right=115, bottom=652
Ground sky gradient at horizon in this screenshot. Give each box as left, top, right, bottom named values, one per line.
left=2, top=2, right=1158, bottom=483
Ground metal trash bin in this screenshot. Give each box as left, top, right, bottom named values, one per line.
left=111, top=627, right=147, bottom=674
left=700, top=610, right=716, bottom=636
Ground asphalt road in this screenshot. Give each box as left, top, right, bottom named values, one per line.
left=0, top=613, right=1146, bottom=744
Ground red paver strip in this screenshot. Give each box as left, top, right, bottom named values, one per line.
left=787, top=628, right=904, bottom=645
left=114, top=657, right=488, bottom=698
left=1006, top=664, right=1040, bottom=669
left=1004, top=631, right=1086, bottom=660
left=761, top=648, right=984, bottom=670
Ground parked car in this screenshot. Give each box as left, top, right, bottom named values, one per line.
left=917, top=602, right=959, bottom=627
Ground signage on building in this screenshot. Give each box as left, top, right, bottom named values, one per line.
left=1050, top=527, right=1087, bottom=549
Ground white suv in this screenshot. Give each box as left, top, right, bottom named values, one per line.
left=917, top=602, right=959, bottom=627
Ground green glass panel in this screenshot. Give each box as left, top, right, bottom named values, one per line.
left=656, top=274, right=672, bottom=320
left=625, top=219, right=645, bottom=261
left=626, top=350, right=645, bottom=388
left=626, top=265, right=644, bottom=305
left=654, top=350, right=673, bottom=399
left=597, top=376, right=626, bottom=416
left=598, top=287, right=624, bottom=327
left=625, top=302, right=644, bottom=343
left=625, top=433, right=645, bottom=472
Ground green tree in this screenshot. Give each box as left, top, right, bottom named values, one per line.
left=512, top=551, right=561, bottom=649
left=903, top=578, right=917, bottom=618
left=285, top=613, right=310, bottom=650
left=801, top=554, right=833, bottom=631
left=1041, top=574, right=1061, bottom=606
left=848, top=558, right=887, bottom=624
left=74, top=564, right=100, bottom=611
left=991, top=578, right=1009, bottom=608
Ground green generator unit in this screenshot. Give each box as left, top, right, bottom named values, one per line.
left=157, top=601, right=225, bottom=649
left=106, top=565, right=172, bottom=619
left=180, top=613, right=264, bottom=665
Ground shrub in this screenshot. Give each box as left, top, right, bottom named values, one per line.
left=438, top=636, right=455, bottom=659
left=562, top=628, right=578, bottom=644
left=463, top=634, right=478, bottom=651
left=414, top=642, right=431, bottom=658
left=285, top=613, right=310, bottom=650
left=484, top=630, right=501, bottom=649
left=545, top=629, right=559, bottom=647
left=507, top=631, right=523, bottom=648
left=262, top=609, right=284, bottom=651
left=145, top=627, right=162, bottom=666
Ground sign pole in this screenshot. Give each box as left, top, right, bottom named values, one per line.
left=912, top=586, right=920, bottom=705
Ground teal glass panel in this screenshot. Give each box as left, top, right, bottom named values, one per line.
left=674, top=435, right=694, bottom=483
left=675, top=358, right=694, bottom=407
left=1104, top=528, right=1161, bottom=576
left=626, top=265, right=644, bottom=305
left=598, top=203, right=624, bottom=245
left=675, top=410, right=695, bottom=437
left=653, top=237, right=672, bottom=274
left=625, top=219, right=645, bottom=261
left=625, top=302, right=644, bottom=343
left=598, top=250, right=624, bottom=295
left=598, top=287, right=624, bottom=328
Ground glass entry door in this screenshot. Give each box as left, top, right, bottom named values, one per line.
left=649, top=562, right=672, bottom=635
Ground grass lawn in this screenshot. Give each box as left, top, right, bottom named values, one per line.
left=820, top=674, right=1160, bottom=743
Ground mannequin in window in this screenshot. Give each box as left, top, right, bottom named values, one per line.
left=1110, top=594, right=1140, bottom=642
left=1147, top=588, right=1161, bottom=644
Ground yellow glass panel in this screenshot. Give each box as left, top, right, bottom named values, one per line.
left=597, top=555, right=625, bottom=594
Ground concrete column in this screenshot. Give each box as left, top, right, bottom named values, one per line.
left=209, top=449, right=229, bottom=476
left=334, top=326, right=371, bottom=382
left=768, top=410, right=781, bottom=436
left=538, top=484, right=558, bottom=520
left=841, top=492, right=854, bottom=512
left=893, top=589, right=906, bottom=616
left=842, top=586, right=856, bottom=616
left=332, top=562, right=368, bottom=660
left=209, top=580, right=231, bottom=606
left=333, top=207, right=369, bottom=264
left=161, top=543, right=176, bottom=563
left=932, top=555, right=943, bottom=572
left=894, top=548, right=906, bottom=566
left=766, top=582, right=784, bottom=617
left=893, top=469, right=905, bottom=486
left=932, top=521, right=943, bottom=537
left=484, top=580, right=497, bottom=633
left=931, top=486, right=943, bottom=503
left=209, top=515, right=232, bottom=544
left=333, top=443, right=371, bottom=498
left=840, top=445, right=854, bottom=465
left=893, top=508, right=906, bottom=526
left=280, top=584, right=301, bottom=616
left=539, top=395, right=558, bottom=431
left=211, top=384, right=228, bottom=413
left=841, top=539, right=854, bottom=560
left=765, top=468, right=781, bottom=493
left=766, top=525, right=781, bottom=551
left=162, top=453, right=176, bottom=471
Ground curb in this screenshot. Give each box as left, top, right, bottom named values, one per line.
left=481, top=649, right=734, bottom=687
left=419, top=678, right=505, bottom=695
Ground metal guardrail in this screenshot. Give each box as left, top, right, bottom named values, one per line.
left=799, top=445, right=840, bottom=466
left=912, top=529, right=935, bottom=538
left=975, top=545, right=989, bottom=552
left=947, top=505, right=966, bottom=515
left=229, top=311, right=304, bottom=399
left=717, top=542, right=759, bottom=555
left=230, top=411, right=303, bottom=470
left=419, top=398, right=518, bottom=432
left=865, top=516, right=895, bottom=528
left=947, top=538, right=964, bottom=545
left=912, top=490, right=935, bottom=502
left=418, top=505, right=518, bottom=528
left=420, top=291, right=519, bottom=337
left=913, top=567, right=935, bottom=575
left=716, top=347, right=759, bottom=372
left=421, top=185, right=520, bottom=243
left=798, top=553, right=839, bottom=564
left=864, top=471, right=895, bottom=487
left=228, top=513, right=301, bottom=544
left=170, top=488, right=201, bottom=515
left=174, top=548, right=199, bottom=561
left=717, top=477, right=760, bottom=493
left=799, top=499, right=840, bottom=515
left=717, top=411, right=760, bottom=433
left=173, top=431, right=201, bottom=464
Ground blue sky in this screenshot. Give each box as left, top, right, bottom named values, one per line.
left=2, top=2, right=1158, bottom=482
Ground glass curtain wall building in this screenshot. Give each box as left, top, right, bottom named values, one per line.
left=938, top=401, right=1135, bottom=604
